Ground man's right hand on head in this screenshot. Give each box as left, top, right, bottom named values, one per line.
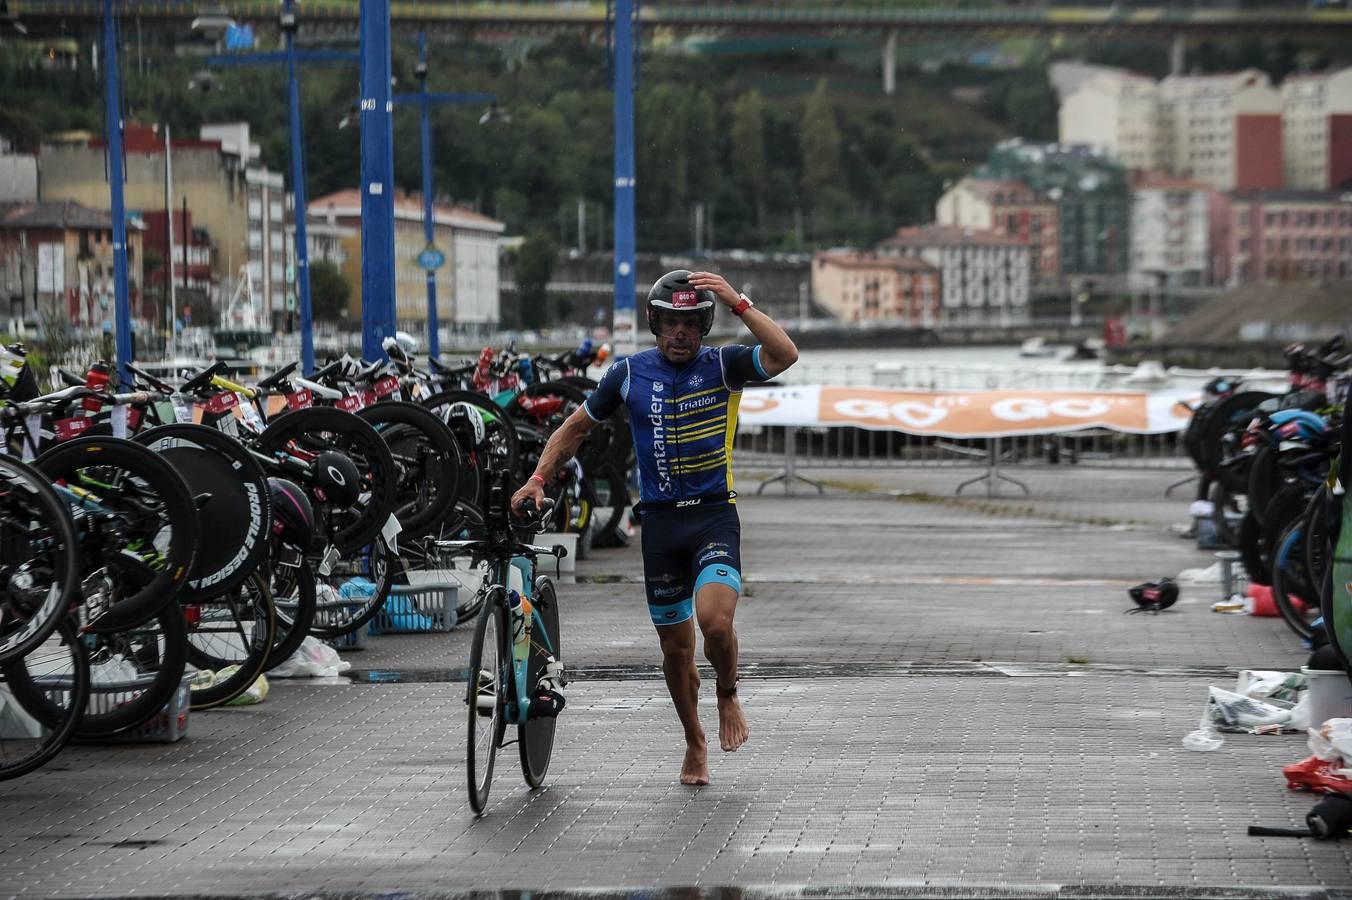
left=511, top=476, right=546, bottom=515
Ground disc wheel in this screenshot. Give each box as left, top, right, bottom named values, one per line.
left=134, top=424, right=271, bottom=603
left=420, top=390, right=520, bottom=511
left=520, top=575, right=561, bottom=790
left=256, top=407, right=397, bottom=555
left=467, top=587, right=508, bottom=816
left=356, top=402, right=462, bottom=540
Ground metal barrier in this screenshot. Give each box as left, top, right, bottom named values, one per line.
left=734, top=424, right=1190, bottom=497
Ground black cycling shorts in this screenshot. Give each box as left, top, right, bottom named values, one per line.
left=639, top=504, right=742, bottom=626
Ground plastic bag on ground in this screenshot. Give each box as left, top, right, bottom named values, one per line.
left=1238, top=670, right=1307, bottom=704
left=1177, top=562, right=1223, bottom=584
left=1308, top=718, right=1352, bottom=762
left=1206, top=685, right=1293, bottom=732
left=269, top=635, right=352, bottom=678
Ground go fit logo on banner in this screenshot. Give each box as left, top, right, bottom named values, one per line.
left=817, top=388, right=1151, bottom=436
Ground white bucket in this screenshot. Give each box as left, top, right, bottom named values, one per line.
left=1301, top=667, right=1352, bottom=728
left=537, top=532, right=578, bottom=573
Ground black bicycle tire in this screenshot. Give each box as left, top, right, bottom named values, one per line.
left=0, top=456, right=81, bottom=664
left=356, top=402, right=463, bottom=540
left=467, top=587, right=508, bottom=815
left=0, top=617, right=90, bottom=781
left=1272, top=520, right=1317, bottom=640
left=267, top=560, right=317, bottom=671
left=1238, top=510, right=1271, bottom=587
left=256, top=407, right=398, bottom=555
left=520, top=574, right=561, bottom=789
left=1262, top=485, right=1315, bottom=564
left=133, top=423, right=272, bottom=603
left=420, top=390, right=520, bottom=509
left=184, top=568, right=276, bottom=710
left=1246, top=444, right=1279, bottom=525
left=1305, top=484, right=1334, bottom=590
left=36, top=437, right=198, bottom=634
left=4, top=601, right=188, bottom=737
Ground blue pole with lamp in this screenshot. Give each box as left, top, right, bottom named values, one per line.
left=393, top=32, right=492, bottom=362
left=102, top=0, right=133, bottom=387
left=207, top=8, right=356, bottom=374
left=608, top=0, right=639, bottom=356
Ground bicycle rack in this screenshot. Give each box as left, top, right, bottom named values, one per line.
left=955, top=436, right=1030, bottom=499
left=756, top=426, right=824, bottom=496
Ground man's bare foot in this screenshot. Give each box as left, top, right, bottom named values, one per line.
left=717, top=690, right=749, bottom=752
left=680, top=740, right=710, bottom=785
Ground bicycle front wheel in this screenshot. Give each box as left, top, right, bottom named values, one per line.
left=0, top=618, right=89, bottom=781
left=185, top=569, right=276, bottom=710
left=467, top=587, right=508, bottom=815
left=520, top=575, right=561, bottom=790
left=0, top=456, right=80, bottom=664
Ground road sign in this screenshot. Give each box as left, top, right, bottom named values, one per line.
left=417, top=246, right=446, bottom=271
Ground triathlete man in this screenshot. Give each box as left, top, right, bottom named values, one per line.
left=511, top=269, right=798, bottom=785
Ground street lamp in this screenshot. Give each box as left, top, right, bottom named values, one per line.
left=204, top=3, right=358, bottom=374
left=391, top=31, right=495, bottom=360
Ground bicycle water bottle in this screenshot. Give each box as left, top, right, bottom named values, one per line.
left=507, top=589, right=533, bottom=663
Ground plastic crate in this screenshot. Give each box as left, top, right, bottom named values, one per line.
left=371, top=583, right=459, bottom=634
left=75, top=671, right=194, bottom=744
left=311, top=600, right=368, bottom=651
left=1195, top=511, right=1242, bottom=550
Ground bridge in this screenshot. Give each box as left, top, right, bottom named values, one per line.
left=13, top=1, right=1352, bottom=38
left=13, top=2, right=1352, bottom=92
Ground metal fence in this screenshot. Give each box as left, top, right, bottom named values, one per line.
left=732, top=424, right=1192, bottom=497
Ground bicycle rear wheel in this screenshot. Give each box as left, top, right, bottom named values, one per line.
left=1272, top=520, right=1319, bottom=640
left=134, top=424, right=271, bottom=603
left=520, top=575, right=561, bottom=790
left=357, top=402, right=462, bottom=540
left=36, top=437, right=198, bottom=634
left=467, top=587, right=508, bottom=815
left=267, top=559, right=316, bottom=671
left=0, top=456, right=80, bottom=664
left=0, top=618, right=89, bottom=781
left=184, top=569, right=276, bottom=710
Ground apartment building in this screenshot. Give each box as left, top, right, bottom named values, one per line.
left=810, top=252, right=940, bottom=326
left=936, top=177, right=1060, bottom=282
left=1281, top=67, right=1352, bottom=190
left=1209, top=189, right=1352, bottom=285
left=37, top=121, right=292, bottom=328
left=875, top=224, right=1031, bottom=326
left=1058, top=71, right=1165, bottom=171
left=981, top=141, right=1131, bottom=280
left=308, top=190, right=505, bottom=328
left=1128, top=173, right=1212, bottom=291
left=0, top=200, right=145, bottom=328
left=1059, top=69, right=1285, bottom=191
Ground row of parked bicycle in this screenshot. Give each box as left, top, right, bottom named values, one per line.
left=1181, top=335, right=1350, bottom=644
left=0, top=336, right=631, bottom=780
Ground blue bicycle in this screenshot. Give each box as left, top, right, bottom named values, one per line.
left=437, top=470, right=567, bottom=815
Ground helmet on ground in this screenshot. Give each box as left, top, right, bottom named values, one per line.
left=647, top=269, right=715, bottom=337
left=1128, top=578, right=1179, bottom=613
left=312, top=450, right=362, bottom=506
left=267, top=477, right=315, bottom=549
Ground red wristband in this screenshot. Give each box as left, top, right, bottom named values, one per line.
left=731, top=295, right=753, bottom=316
left=529, top=473, right=546, bottom=486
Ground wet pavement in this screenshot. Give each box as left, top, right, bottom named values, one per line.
left=3, top=466, right=1351, bottom=899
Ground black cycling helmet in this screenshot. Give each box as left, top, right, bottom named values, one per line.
left=1127, top=578, right=1179, bottom=614
left=312, top=450, right=362, bottom=507
left=268, top=477, right=315, bottom=549
left=647, top=269, right=715, bottom=337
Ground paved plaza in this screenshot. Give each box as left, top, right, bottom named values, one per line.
left=3, top=466, right=1351, bottom=899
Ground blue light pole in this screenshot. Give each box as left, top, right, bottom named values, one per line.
left=207, top=5, right=356, bottom=374
left=102, top=0, right=133, bottom=387
left=359, top=0, right=397, bottom=362
left=392, top=32, right=491, bottom=361
left=608, top=0, right=639, bottom=356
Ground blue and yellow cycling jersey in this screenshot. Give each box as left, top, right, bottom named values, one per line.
left=584, top=344, right=770, bottom=505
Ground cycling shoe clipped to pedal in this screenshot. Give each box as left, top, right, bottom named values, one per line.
left=1127, top=578, right=1180, bottom=614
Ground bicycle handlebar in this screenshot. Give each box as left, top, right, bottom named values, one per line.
left=125, top=363, right=175, bottom=394
left=178, top=361, right=228, bottom=395
left=256, top=361, right=299, bottom=391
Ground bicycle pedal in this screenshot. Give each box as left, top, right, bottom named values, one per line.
left=527, top=688, right=565, bottom=719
